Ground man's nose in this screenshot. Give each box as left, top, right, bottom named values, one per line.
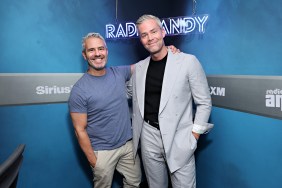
left=94, top=50, right=100, bottom=56
left=148, top=33, right=153, bottom=41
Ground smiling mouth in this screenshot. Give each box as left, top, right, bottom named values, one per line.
left=91, top=56, right=104, bottom=61
left=94, top=58, right=103, bottom=60
left=148, top=42, right=157, bottom=46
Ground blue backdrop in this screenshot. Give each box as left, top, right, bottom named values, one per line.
left=0, top=0, right=281, bottom=187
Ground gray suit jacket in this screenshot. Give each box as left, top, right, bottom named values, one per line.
left=131, top=50, right=213, bottom=173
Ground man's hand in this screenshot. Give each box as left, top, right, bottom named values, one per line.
left=167, top=45, right=180, bottom=54
left=89, top=155, right=97, bottom=168
left=192, top=131, right=200, bottom=140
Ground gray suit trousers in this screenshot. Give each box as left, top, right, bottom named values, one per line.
left=141, top=122, right=196, bottom=188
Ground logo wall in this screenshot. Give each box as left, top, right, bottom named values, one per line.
left=208, top=75, right=282, bottom=120
left=0, top=74, right=281, bottom=120
left=0, top=73, right=82, bottom=105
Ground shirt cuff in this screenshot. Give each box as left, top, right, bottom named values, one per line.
left=192, top=123, right=214, bottom=134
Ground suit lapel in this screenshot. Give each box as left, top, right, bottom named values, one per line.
left=136, top=56, right=150, bottom=118
left=159, top=50, right=182, bottom=114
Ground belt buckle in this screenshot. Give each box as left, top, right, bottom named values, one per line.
left=146, top=119, right=159, bottom=130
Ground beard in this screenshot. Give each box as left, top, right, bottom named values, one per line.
left=87, top=54, right=107, bottom=71
left=87, top=61, right=106, bottom=71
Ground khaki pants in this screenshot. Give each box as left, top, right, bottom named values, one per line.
left=91, top=140, right=141, bottom=188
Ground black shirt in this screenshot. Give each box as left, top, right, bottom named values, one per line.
left=144, top=53, right=168, bottom=123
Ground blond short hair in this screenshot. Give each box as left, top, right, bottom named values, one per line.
left=136, top=14, right=162, bottom=28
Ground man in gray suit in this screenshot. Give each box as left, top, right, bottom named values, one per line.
left=131, top=14, right=213, bottom=188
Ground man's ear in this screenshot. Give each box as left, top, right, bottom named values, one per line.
left=82, top=51, right=87, bottom=60
left=161, top=28, right=166, bottom=38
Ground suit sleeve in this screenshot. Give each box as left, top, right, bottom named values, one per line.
left=126, top=75, right=133, bottom=99
left=188, top=55, right=213, bottom=134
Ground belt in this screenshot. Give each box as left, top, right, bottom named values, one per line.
left=144, top=119, right=160, bottom=130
